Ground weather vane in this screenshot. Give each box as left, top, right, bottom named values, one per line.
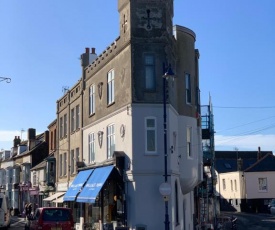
left=0, top=77, right=11, bottom=83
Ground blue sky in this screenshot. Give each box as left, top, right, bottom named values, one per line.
left=1, top=0, right=275, bottom=152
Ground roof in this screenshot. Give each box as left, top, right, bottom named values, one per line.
left=215, top=151, right=272, bottom=159
left=215, top=150, right=273, bottom=173
left=245, top=153, right=275, bottom=172
left=31, top=160, right=46, bottom=170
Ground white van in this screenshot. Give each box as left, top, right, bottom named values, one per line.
left=0, top=192, right=10, bottom=229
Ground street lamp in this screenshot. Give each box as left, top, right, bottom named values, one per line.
left=159, top=63, right=174, bottom=230
left=0, top=77, right=11, bottom=83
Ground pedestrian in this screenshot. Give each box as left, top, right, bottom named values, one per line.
left=25, top=203, right=29, bottom=219
left=27, top=203, right=33, bottom=216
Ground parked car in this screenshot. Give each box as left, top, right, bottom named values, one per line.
left=25, top=207, right=75, bottom=230
left=0, top=192, right=11, bottom=229
left=267, top=199, right=275, bottom=214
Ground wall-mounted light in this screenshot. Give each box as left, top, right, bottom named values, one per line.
left=98, top=131, right=104, bottom=148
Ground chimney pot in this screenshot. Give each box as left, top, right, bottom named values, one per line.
left=91, top=48, right=95, bottom=54
left=85, top=47, right=89, bottom=53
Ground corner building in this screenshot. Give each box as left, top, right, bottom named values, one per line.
left=62, top=0, right=203, bottom=229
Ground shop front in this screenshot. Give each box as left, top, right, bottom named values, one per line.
left=63, top=164, right=125, bottom=230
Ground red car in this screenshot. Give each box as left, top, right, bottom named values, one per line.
left=25, top=207, right=75, bottom=230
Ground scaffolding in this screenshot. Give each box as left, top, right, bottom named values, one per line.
left=196, top=99, right=218, bottom=229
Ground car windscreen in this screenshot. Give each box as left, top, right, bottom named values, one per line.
left=42, top=209, right=71, bottom=221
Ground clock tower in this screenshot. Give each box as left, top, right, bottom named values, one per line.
left=118, top=0, right=174, bottom=40
left=118, top=0, right=176, bottom=103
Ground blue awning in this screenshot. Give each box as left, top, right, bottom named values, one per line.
left=76, top=165, right=114, bottom=203
left=63, top=169, right=94, bottom=201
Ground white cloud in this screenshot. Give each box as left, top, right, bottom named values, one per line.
left=215, top=134, right=275, bottom=152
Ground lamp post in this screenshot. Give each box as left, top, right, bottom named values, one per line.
left=0, top=77, right=11, bottom=83
left=159, top=63, right=174, bottom=230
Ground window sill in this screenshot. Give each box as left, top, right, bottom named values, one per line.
left=144, top=152, right=158, bottom=156
left=107, top=101, right=115, bottom=107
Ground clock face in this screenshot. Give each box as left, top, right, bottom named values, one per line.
left=136, top=8, right=162, bottom=31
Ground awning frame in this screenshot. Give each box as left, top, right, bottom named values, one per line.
left=43, top=192, right=65, bottom=202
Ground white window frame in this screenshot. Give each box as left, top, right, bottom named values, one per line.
left=70, top=149, right=75, bottom=175
left=259, top=177, right=267, bottom=191
left=144, top=54, right=155, bottom=90
left=88, top=133, right=95, bottom=163
left=64, top=152, right=67, bottom=176
left=185, top=73, right=191, bottom=104
left=32, top=171, right=37, bottom=186
left=145, top=117, right=157, bottom=154
left=71, top=108, right=75, bottom=132
left=107, top=70, right=115, bottom=105
left=59, top=154, right=63, bottom=177
left=187, top=126, right=192, bottom=158
left=76, top=147, right=79, bottom=163
left=76, top=105, right=80, bottom=129
left=64, top=113, right=67, bottom=136
left=59, top=117, right=63, bottom=138
left=89, top=85, right=95, bottom=114
left=107, top=124, right=115, bottom=159
left=222, top=179, right=226, bottom=190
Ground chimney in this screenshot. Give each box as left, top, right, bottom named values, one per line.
left=257, top=146, right=261, bottom=161
left=80, top=47, right=97, bottom=68
left=28, top=128, right=36, bottom=140
left=237, top=158, right=243, bottom=171
left=13, top=136, right=21, bottom=147
left=28, top=128, right=36, bottom=150
left=89, top=47, right=97, bottom=64
left=44, top=130, right=49, bottom=148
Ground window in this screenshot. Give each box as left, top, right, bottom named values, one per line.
left=187, top=127, right=192, bottom=157
left=76, top=105, right=80, bottom=129
left=107, top=70, right=115, bottom=105
left=64, top=114, right=67, bottom=136
left=145, top=117, right=157, bottom=153
left=59, top=117, right=63, bottom=138
left=71, top=108, right=75, bottom=132
left=234, top=179, right=237, bottom=191
left=185, top=73, right=191, bottom=104
left=70, top=150, right=75, bottom=175
left=64, top=152, right=67, bottom=176
left=59, top=154, right=63, bottom=177
left=222, top=179, right=226, bottom=190
left=144, top=54, right=155, bottom=90
left=259, top=177, right=267, bottom=191
left=230, top=180, right=233, bottom=191
left=107, top=124, right=115, bottom=159
left=76, top=148, right=79, bottom=163
left=88, top=133, right=95, bottom=163
left=33, top=172, right=37, bottom=186
left=89, top=85, right=95, bottom=114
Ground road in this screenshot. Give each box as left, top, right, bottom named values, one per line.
left=222, top=212, right=275, bottom=230
left=10, top=216, right=26, bottom=230
left=9, top=212, right=275, bottom=230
